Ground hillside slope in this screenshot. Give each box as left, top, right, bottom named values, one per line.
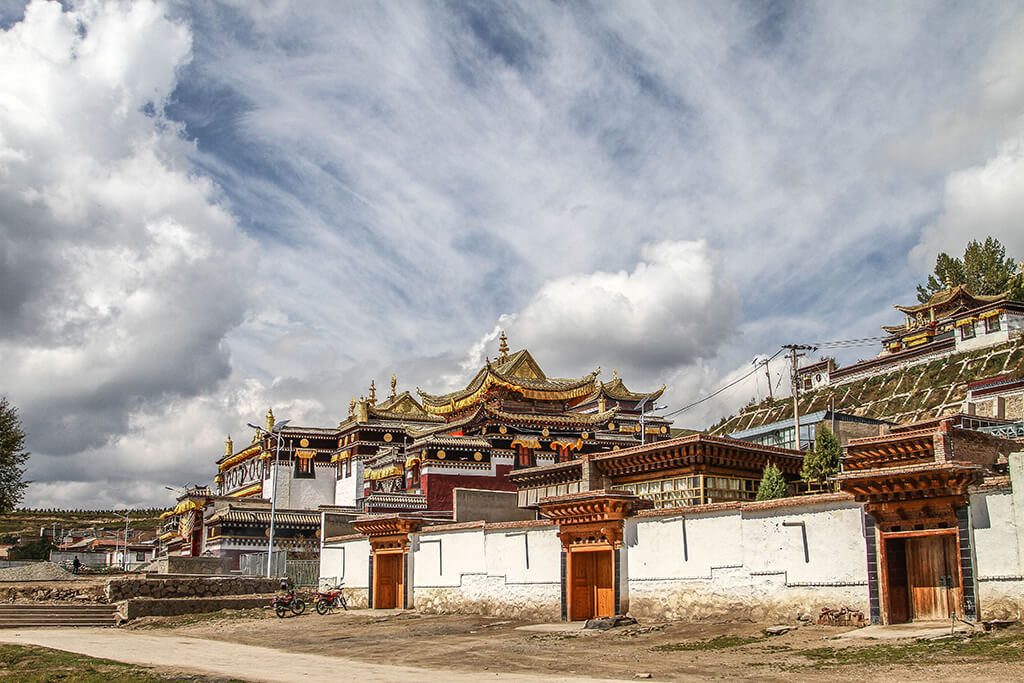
left=710, top=337, right=1024, bottom=436
left=1, top=509, right=165, bottom=538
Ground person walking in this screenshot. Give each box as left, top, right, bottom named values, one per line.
left=72, top=556, right=81, bottom=574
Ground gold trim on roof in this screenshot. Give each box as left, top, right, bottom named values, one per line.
left=227, top=483, right=262, bottom=498
left=218, top=444, right=263, bottom=471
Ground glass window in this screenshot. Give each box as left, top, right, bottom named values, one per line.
left=961, top=322, right=976, bottom=340
left=985, top=316, right=1001, bottom=334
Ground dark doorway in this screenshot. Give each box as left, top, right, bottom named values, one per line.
left=884, top=533, right=961, bottom=623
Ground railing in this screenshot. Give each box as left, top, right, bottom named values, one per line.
left=364, top=492, right=427, bottom=510
left=286, top=560, right=320, bottom=587
left=978, top=422, right=1024, bottom=439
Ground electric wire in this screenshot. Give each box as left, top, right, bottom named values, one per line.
left=661, top=348, right=784, bottom=419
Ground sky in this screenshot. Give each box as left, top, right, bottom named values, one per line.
left=2, top=0, right=1024, bottom=509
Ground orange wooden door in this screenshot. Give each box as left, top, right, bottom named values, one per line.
left=906, top=535, right=960, bottom=620
left=374, top=553, right=400, bottom=609
left=594, top=551, right=615, bottom=618
left=570, top=552, right=595, bottom=621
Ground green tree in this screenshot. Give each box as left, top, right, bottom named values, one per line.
left=0, top=396, right=31, bottom=513
left=801, top=424, right=842, bottom=486
left=917, top=237, right=1023, bottom=303
left=755, top=462, right=787, bottom=500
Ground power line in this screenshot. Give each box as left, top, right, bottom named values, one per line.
left=663, top=350, right=782, bottom=419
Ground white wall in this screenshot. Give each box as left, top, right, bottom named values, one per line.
left=319, top=538, right=370, bottom=607
left=971, top=453, right=1024, bottom=618
left=264, top=461, right=336, bottom=509
left=334, top=459, right=364, bottom=507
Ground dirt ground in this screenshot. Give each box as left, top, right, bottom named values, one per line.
left=123, top=607, right=1024, bottom=681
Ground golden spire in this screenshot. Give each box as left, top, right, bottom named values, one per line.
left=613, top=369, right=618, bottom=380
left=369, top=380, right=377, bottom=404
left=349, top=397, right=356, bottom=417
left=265, top=408, right=275, bottom=432
left=225, top=435, right=233, bottom=457
left=390, top=374, right=397, bottom=399
left=498, top=331, right=509, bottom=360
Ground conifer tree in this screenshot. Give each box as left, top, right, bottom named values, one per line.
left=755, top=462, right=787, bottom=500
left=917, top=237, right=1023, bottom=302
left=801, top=424, right=842, bottom=486
left=0, top=396, right=30, bottom=513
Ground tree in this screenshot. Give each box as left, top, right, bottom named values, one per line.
left=917, top=237, right=1023, bottom=303
left=0, top=396, right=31, bottom=513
left=755, top=462, right=787, bottom=501
left=801, top=423, right=842, bottom=486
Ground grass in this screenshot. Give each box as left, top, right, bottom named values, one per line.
left=0, top=644, right=245, bottom=682
left=791, top=629, right=1024, bottom=670
left=652, top=635, right=764, bottom=651
left=131, top=608, right=268, bottom=630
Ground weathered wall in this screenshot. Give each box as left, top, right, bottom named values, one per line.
left=972, top=453, right=1024, bottom=619
left=626, top=499, right=869, bottom=621
left=105, top=576, right=279, bottom=602
left=153, top=556, right=231, bottom=575
left=117, top=595, right=270, bottom=620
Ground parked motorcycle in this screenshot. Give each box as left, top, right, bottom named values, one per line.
left=271, top=589, right=306, bottom=618
left=314, top=584, right=347, bottom=614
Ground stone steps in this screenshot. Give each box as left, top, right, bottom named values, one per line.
left=0, top=603, right=117, bottom=628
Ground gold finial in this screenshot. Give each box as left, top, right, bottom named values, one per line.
left=613, top=369, right=618, bottom=380
left=945, top=274, right=954, bottom=289
left=265, top=408, right=275, bottom=432
left=225, top=435, right=233, bottom=457
left=369, top=380, right=377, bottom=404
left=390, top=374, right=397, bottom=399
left=349, top=397, right=356, bottom=417
left=498, top=331, right=509, bottom=360
left=1018, top=261, right=1023, bottom=273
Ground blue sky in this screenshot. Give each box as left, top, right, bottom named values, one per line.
left=2, top=0, right=1023, bottom=508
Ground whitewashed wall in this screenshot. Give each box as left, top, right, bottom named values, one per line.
left=626, top=499, right=869, bottom=621
left=333, top=459, right=364, bottom=507
left=971, top=453, right=1024, bottom=619
left=319, top=538, right=370, bottom=607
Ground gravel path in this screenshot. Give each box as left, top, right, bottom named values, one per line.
left=0, top=562, right=79, bottom=582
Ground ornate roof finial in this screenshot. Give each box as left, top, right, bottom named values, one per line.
left=225, top=435, right=233, bottom=456
left=613, top=369, right=618, bottom=380
left=945, top=274, right=954, bottom=289
left=390, top=374, right=397, bottom=399
left=265, top=408, right=275, bottom=432
left=498, top=330, right=509, bottom=360
left=368, top=380, right=376, bottom=404
left=349, top=397, right=356, bottom=417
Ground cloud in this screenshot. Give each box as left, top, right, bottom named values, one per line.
left=503, top=240, right=737, bottom=380
left=0, top=2, right=254, bottom=492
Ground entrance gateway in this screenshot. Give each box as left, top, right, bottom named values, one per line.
left=538, top=490, right=651, bottom=621
left=352, top=516, right=421, bottom=610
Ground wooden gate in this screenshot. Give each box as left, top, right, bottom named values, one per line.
left=906, top=534, right=960, bottom=621
left=374, top=552, right=403, bottom=609
left=569, top=549, right=614, bottom=621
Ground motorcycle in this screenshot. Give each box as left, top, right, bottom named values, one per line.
left=313, top=584, right=347, bottom=614
left=271, top=589, right=306, bottom=618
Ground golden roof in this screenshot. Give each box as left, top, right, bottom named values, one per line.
left=895, top=285, right=1008, bottom=315
left=581, top=377, right=665, bottom=404
left=417, top=349, right=599, bottom=414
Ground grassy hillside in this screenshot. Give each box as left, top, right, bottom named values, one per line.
left=0, top=508, right=166, bottom=538
left=710, top=337, right=1024, bottom=436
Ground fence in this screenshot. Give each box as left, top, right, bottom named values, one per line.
left=286, top=560, right=320, bottom=587
left=239, top=551, right=285, bottom=578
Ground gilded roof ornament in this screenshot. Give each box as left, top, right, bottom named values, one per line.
left=498, top=331, right=509, bottom=361
left=390, top=374, right=397, bottom=399
left=349, top=397, right=356, bottom=418
left=265, top=408, right=275, bottom=432
left=369, top=380, right=377, bottom=404
left=225, top=435, right=233, bottom=457
left=613, top=369, right=618, bottom=379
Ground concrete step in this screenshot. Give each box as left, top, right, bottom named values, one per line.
left=0, top=604, right=117, bottom=628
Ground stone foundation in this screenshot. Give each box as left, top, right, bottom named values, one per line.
left=1, top=582, right=106, bottom=604
left=105, top=576, right=279, bottom=602
left=116, top=595, right=272, bottom=620
left=414, top=575, right=561, bottom=621
left=151, top=557, right=233, bottom=575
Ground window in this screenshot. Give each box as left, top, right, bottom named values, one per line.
left=960, top=322, right=976, bottom=340
left=985, top=315, right=1001, bottom=334
left=294, top=456, right=316, bottom=479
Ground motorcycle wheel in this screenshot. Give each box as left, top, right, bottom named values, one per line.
left=274, top=604, right=287, bottom=618
left=291, top=598, right=306, bottom=615
left=339, top=595, right=347, bottom=611
left=315, top=598, right=330, bottom=615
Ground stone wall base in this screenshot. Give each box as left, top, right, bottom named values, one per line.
left=413, top=575, right=561, bottom=621
left=116, top=595, right=271, bottom=620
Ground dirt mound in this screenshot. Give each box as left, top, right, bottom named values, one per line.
left=0, top=561, right=81, bottom=582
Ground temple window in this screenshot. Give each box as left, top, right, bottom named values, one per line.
left=984, top=315, right=1001, bottom=334
left=960, top=321, right=976, bottom=340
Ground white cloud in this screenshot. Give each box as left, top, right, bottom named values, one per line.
left=0, top=0, right=255, bottom=504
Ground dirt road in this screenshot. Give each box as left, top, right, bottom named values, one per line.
left=0, top=627, right=619, bottom=682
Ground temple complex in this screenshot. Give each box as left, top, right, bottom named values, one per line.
left=798, top=285, right=1024, bottom=389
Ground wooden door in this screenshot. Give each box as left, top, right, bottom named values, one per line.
left=884, top=538, right=910, bottom=624
left=594, top=551, right=614, bottom=618
left=906, top=535, right=960, bottom=620
left=374, top=553, right=402, bottom=609
left=570, top=552, right=595, bottom=621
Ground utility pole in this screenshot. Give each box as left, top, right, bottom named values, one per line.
left=783, top=345, right=816, bottom=451
left=765, top=360, right=774, bottom=402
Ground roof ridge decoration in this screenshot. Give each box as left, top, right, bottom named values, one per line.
left=894, top=284, right=1009, bottom=315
